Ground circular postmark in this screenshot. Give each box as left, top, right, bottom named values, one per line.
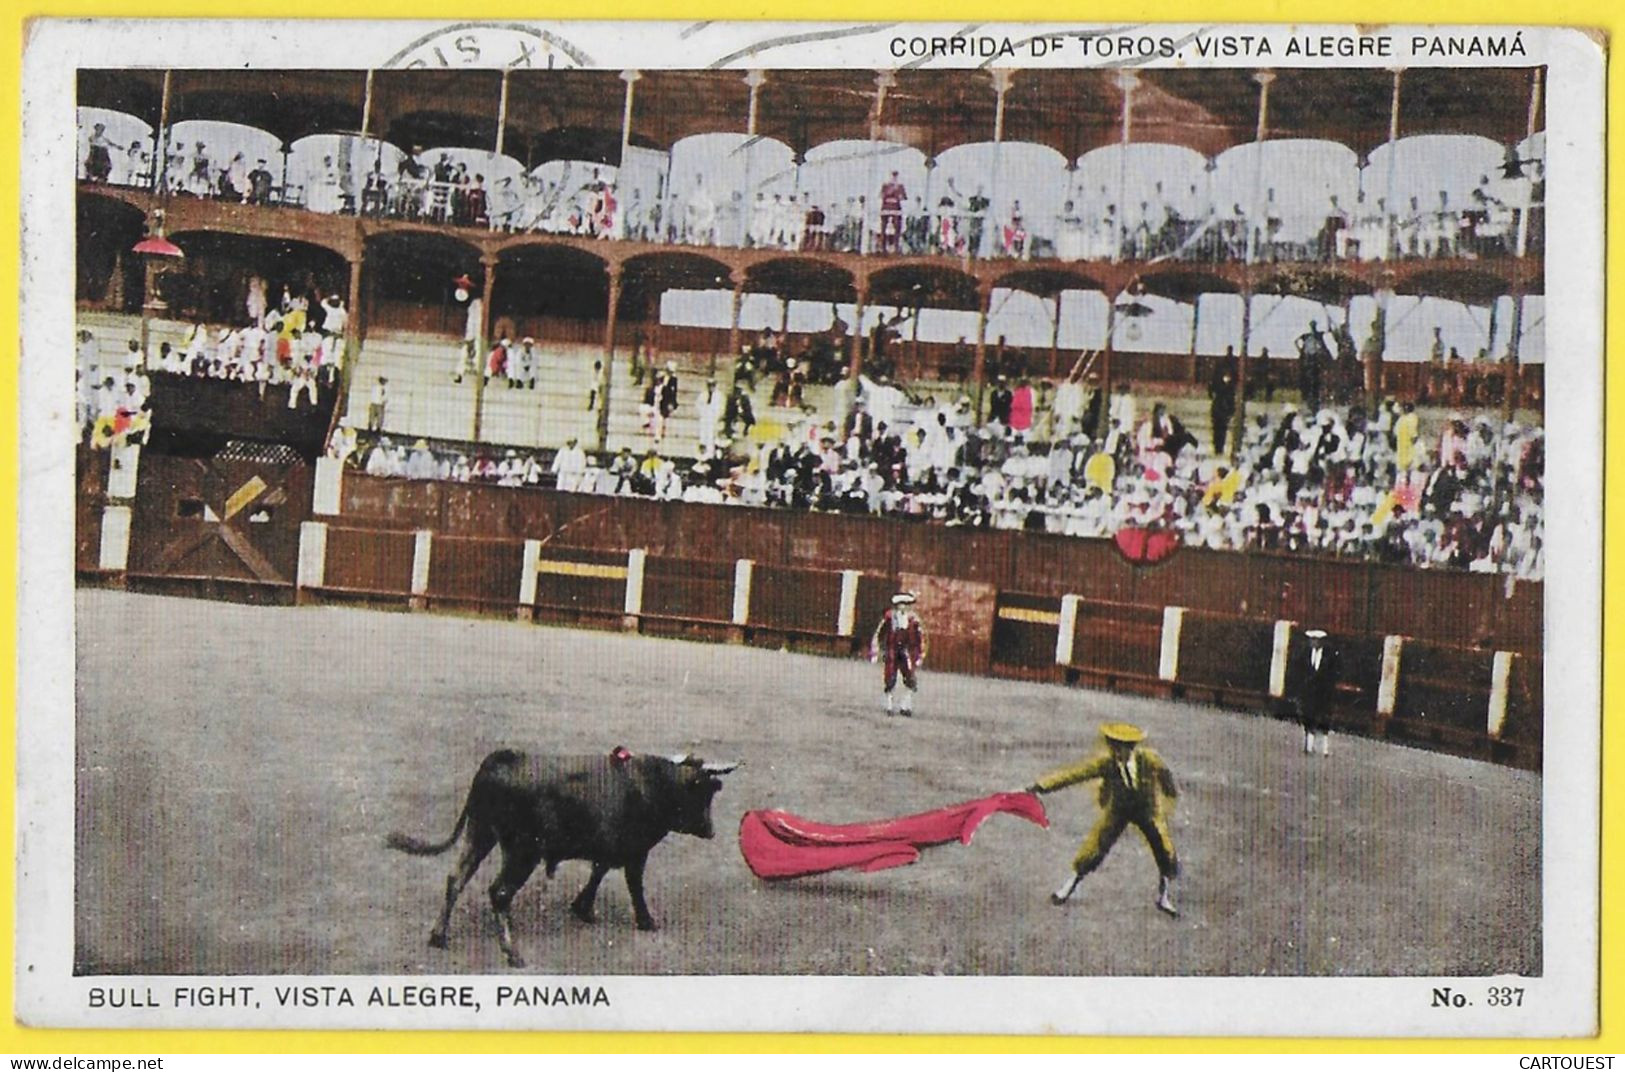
left=383, top=22, right=595, bottom=70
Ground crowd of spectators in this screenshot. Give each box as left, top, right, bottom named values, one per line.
left=77, top=283, right=350, bottom=441
left=76, top=332, right=152, bottom=448
left=86, top=121, right=1543, bottom=265
left=334, top=372, right=1544, bottom=580
left=152, top=285, right=349, bottom=409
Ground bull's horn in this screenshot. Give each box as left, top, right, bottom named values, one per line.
left=701, top=760, right=740, bottom=775
left=666, top=752, right=694, bottom=765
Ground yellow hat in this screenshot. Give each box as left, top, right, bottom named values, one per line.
left=1100, top=722, right=1146, bottom=745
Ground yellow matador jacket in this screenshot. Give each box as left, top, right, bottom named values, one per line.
left=1035, top=746, right=1179, bottom=816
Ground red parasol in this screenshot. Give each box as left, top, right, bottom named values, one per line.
left=132, top=235, right=184, bottom=258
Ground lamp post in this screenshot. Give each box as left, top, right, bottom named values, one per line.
left=133, top=209, right=184, bottom=364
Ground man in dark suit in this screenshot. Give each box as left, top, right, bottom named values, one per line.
left=1208, top=348, right=1238, bottom=455
left=841, top=399, right=875, bottom=458
left=1290, top=628, right=1341, bottom=757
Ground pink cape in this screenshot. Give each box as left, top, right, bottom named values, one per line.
left=738, top=792, right=1048, bottom=880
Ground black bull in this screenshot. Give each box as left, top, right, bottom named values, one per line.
left=386, top=749, right=737, bottom=967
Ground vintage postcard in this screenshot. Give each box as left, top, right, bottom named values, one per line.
left=17, top=19, right=1604, bottom=1037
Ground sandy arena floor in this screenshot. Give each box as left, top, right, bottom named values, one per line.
left=74, top=589, right=1540, bottom=977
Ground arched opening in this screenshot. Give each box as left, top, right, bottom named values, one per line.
left=745, top=257, right=856, bottom=304
left=619, top=250, right=735, bottom=363
left=77, top=193, right=147, bottom=311
left=528, top=126, right=660, bottom=168
left=362, top=231, right=485, bottom=336
left=865, top=264, right=982, bottom=382
left=996, top=266, right=1105, bottom=299
left=490, top=244, right=610, bottom=344
left=161, top=230, right=350, bottom=327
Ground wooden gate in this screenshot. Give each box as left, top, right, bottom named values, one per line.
left=127, top=445, right=312, bottom=593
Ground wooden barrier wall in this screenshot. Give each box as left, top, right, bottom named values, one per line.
left=76, top=455, right=1544, bottom=769
left=337, top=473, right=1541, bottom=657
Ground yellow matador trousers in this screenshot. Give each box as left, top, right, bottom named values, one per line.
left=1072, top=802, right=1179, bottom=879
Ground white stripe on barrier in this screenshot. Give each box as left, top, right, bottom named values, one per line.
left=519, top=539, right=541, bottom=606
left=410, top=530, right=432, bottom=596
left=107, top=443, right=140, bottom=500
left=732, top=559, right=754, bottom=626
left=1269, top=620, right=1294, bottom=698
left=1377, top=635, right=1405, bottom=716
left=1488, top=651, right=1514, bottom=738
left=837, top=569, right=860, bottom=637
left=98, top=505, right=131, bottom=572
left=296, top=521, right=328, bottom=590
left=312, top=455, right=344, bottom=517
left=1159, top=606, right=1185, bottom=682
left=624, top=548, right=647, bottom=615
left=1056, top=594, right=1081, bottom=666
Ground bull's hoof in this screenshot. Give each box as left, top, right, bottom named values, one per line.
left=506, top=952, right=527, bottom=969
left=636, top=917, right=660, bottom=932
left=427, top=932, right=448, bottom=949
left=570, top=902, right=596, bottom=924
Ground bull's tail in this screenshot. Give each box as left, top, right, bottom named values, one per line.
left=385, top=749, right=520, bottom=856
left=386, top=794, right=471, bottom=857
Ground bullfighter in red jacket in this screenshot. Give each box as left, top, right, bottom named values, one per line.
left=870, top=592, right=927, bottom=716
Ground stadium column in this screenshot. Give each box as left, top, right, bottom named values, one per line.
left=1383, top=68, right=1403, bottom=262
left=151, top=69, right=171, bottom=195
left=1051, top=293, right=1064, bottom=378
left=1245, top=70, right=1275, bottom=267
left=358, top=69, right=375, bottom=217
left=472, top=254, right=497, bottom=442
left=1504, top=274, right=1524, bottom=419
left=1231, top=278, right=1252, bottom=462
left=279, top=144, right=291, bottom=210
left=495, top=68, right=511, bottom=157
left=344, top=253, right=364, bottom=395
left=728, top=277, right=745, bottom=377
left=1112, top=71, right=1137, bottom=264
left=597, top=263, right=622, bottom=452
left=619, top=71, right=642, bottom=241
left=1367, top=278, right=1393, bottom=409
left=1100, top=284, right=1117, bottom=402
left=743, top=70, right=765, bottom=248
left=1186, top=293, right=1200, bottom=385
left=864, top=71, right=896, bottom=256
left=986, top=69, right=1013, bottom=261
left=848, top=279, right=869, bottom=382
left=1514, top=68, right=1544, bottom=259
left=971, top=279, right=993, bottom=420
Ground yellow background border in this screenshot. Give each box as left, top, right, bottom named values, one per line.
left=4, top=3, right=1615, bottom=1055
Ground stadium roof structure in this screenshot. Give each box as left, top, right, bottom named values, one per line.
left=79, top=67, right=1542, bottom=165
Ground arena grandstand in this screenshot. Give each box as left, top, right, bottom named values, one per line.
left=76, top=65, right=1544, bottom=767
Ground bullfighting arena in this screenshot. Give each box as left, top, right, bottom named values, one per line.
left=75, top=589, right=1540, bottom=977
